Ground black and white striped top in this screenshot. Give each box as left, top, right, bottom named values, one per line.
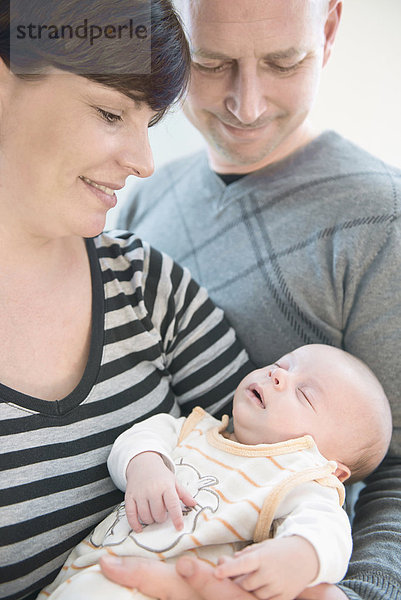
left=0, top=232, right=249, bottom=600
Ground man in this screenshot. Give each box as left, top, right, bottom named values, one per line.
left=106, top=1, right=401, bottom=598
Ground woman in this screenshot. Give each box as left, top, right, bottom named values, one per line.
left=0, top=2, right=249, bottom=599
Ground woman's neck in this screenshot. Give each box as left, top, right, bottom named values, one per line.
left=0, top=220, right=85, bottom=274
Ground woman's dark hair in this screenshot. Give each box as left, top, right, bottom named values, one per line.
left=0, top=0, right=190, bottom=124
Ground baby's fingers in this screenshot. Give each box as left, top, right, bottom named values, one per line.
left=176, top=483, right=197, bottom=509
left=215, top=552, right=260, bottom=579
left=136, top=498, right=154, bottom=526
left=148, top=494, right=168, bottom=524
left=234, top=544, right=257, bottom=556
left=163, top=487, right=184, bottom=531
left=125, top=500, right=142, bottom=533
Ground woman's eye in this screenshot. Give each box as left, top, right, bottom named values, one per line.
left=96, top=108, right=122, bottom=124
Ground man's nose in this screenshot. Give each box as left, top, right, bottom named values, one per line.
left=224, top=66, right=267, bottom=125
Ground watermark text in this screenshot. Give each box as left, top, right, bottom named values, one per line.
left=16, top=19, right=148, bottom=46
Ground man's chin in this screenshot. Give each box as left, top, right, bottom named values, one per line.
left=208, top=138, right=279, bottom=172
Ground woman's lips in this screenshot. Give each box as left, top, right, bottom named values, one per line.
left=79, top=176, right=118, bottom=209
left=79, top=176, right=119, bottom=196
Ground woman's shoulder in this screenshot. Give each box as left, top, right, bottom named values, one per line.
left=88, top=230, right=149, bottom=290
left=92, top=229, right=154, bottom=268
left=91, top=229, right=185, bottom=291
left=94, top=229, right=145, bottom=254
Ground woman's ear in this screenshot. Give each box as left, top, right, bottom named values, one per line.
left=0, top=57, right=13, bottom=93
left=0, top=58, right=14, bottom=117
left=0, top=57, right=10, bottom=80
left=334, top=461, right=351, bottom=483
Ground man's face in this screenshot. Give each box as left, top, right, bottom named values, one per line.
left=181, top=0, right=339, bottom=173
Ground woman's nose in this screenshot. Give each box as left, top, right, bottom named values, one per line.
left=120, top=130, right=154, bottom=179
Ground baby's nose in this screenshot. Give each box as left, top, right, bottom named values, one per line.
left=269, top=367, right=286, bottom=389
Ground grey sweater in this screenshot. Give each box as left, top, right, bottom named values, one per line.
left=118, top=131, right=401, bottom=599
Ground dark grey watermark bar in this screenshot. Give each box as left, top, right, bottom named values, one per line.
left=10, top=0, right=151, bottom=75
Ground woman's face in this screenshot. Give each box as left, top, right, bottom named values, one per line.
left=0, top=66, right=155, bottom=239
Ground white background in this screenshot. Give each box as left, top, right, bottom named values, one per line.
left=108, top=0, right=401, bottom=228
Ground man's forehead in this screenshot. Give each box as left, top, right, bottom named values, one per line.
left=176, top=0, right=328, bottom=56
left=175, top=0, right=328, bottom=24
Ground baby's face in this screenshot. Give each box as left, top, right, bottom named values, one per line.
left=232, top=344, right=363, bottom=460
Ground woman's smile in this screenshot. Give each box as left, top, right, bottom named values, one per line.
left=79, top=175, right=121, bottom=209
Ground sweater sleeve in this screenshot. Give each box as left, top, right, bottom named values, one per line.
left=273, top=481, right=352, bottom=586
left=340, top=168, right=401, bottom=598
left=141, top=241, right=251, bottom=417
left=337, top=457, right=401, bottom=599
left=107, top=413, right=185, bottom=491
left=343, top=198, right=401, bottom=458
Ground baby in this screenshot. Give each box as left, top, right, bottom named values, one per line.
left=39, top=344, right=392, bottom=600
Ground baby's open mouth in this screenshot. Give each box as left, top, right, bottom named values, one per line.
left=250, top=385, right=265, bottom=409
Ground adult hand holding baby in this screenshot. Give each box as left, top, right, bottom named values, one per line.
left=100, top=555, right=255, bottom=600
left=100, top=554, right=348, bottom=600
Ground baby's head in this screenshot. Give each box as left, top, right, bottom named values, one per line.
left=232, top=344, right=392, bottom=483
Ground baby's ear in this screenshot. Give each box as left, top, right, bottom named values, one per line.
left=334, top=462, right=351, bottom=483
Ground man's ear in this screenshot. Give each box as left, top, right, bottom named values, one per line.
left=334, top=461, right=351, bottom=483
left=322, top=1, right=342, bottom=67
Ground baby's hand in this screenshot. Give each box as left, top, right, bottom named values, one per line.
left=125, top=452, right=196, bottom=533
left=215, top=536, right=319, bottom=600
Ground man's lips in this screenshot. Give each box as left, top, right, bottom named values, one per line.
left=215, top=118, right=273, bottom=142
left=213, top=112, right=272, bottom=130
left=220, top=120, right=270, bottom=131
